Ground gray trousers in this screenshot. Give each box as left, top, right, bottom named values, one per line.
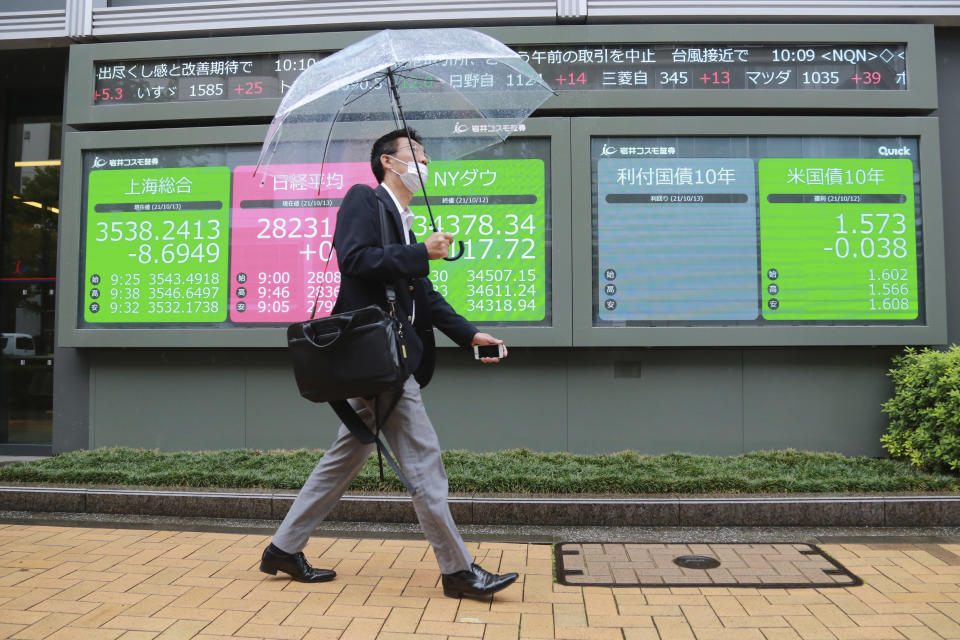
left=272, top=376, right=473, bottom=574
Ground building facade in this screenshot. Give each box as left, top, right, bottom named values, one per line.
left=1, top=1, right=959, bottom=456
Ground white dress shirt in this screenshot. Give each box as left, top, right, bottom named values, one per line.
left=380, top=183, right=416, bottom=322
left=380, top=183, right=414, bottom=245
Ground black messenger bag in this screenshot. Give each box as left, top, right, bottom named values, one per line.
left=287, top=304, right=407, bottom=404
left=287, top=197, right=407, bottom=404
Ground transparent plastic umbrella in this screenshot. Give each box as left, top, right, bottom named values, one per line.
left=255, top=27, right=555, bottom=260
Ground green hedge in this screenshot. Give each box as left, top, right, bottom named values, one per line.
left=0, top=447, right=957, bottom=492
left=882, top=346, right=960, bottom=473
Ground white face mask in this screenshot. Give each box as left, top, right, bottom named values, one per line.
left=387, top=156, right=428, bottom=193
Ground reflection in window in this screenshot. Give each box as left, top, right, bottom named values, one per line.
left=1, top=118, right=60, bottom=445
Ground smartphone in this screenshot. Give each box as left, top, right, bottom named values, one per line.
left=473, top=344, right=505, bottom=359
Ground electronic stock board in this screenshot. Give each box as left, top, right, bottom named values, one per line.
left=573, top=117, right=945, bottom=346
left=59, top=122, right=570, bottom=348
left=61, top=26, right=941, bottom=347
left=80, top=145, right=550, bottom=326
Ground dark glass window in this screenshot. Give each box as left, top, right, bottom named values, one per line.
left=0, top=117, right=60, bottom=445
left=0, top=46, right=65, bottom=449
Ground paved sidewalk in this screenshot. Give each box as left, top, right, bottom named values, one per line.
left=3, top=523, right=960, bottom=639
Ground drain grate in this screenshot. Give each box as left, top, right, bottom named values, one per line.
left=555, top=542, right=861, bottom=588
left=673, top=554, right=721, bottom=569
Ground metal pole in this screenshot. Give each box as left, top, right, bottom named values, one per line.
left=386, top=68, right=463, bottom=261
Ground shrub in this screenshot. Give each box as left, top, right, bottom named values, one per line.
left=882, top=346, right=960, bottom=473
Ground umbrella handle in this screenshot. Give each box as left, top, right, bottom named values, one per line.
left=444, top=241, right=465, bottom=262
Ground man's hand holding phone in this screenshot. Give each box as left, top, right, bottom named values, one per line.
left=471, top=333, right=507, bottom=363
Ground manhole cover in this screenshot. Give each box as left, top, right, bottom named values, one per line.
left=673, top=554, right=721, bottom=569
left=554, top=542, right=862, bottom=588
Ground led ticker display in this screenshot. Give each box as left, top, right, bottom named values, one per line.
left=92, top=42, right=907, bottom=106
left=93, top=54, right=325, bottom=105
left=519, top=44, right=907, bottom=91
left=592, top=137, right=924, bottom=326
left=79, top=140, right=551, bottom=328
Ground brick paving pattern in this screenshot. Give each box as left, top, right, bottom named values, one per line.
left=556, top=542, right=860, bottom=587
left=2, top=524, right=960, bottom=638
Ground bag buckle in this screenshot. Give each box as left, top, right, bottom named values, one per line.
left=388, top=302, right=408, bottom=359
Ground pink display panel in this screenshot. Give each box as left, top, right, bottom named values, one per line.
left=229, top=163, right=375, bottom=322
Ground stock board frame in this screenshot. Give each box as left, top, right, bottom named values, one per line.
left=570, top=115, right=946, bottom=347
left=58, top=118, right=572, bottom=348
left=65, top=23, right=936, bottom=127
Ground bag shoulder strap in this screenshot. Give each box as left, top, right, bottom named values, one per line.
left=328, top=398, right=414, bottom=496
left=309, top=191, right=396, bottom=319
left=376, top=197, right=398, bottom=304
left=324, top=197, right=414, bottom=496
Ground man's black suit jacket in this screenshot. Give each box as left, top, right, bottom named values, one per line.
left=331, top=183, right=478, bottom=387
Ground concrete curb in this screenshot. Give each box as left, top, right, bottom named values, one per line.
left=1, top=486, right=959, bottom=526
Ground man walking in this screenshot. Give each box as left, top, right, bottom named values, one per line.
left=260, top=128, right=518, bottom=599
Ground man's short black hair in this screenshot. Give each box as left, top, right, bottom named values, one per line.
left=370, top=128, right=422, bottom=183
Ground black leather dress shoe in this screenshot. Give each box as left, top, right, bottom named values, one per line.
left=442, top=563, right=519, bottom=598
left=260, top=543, right=336, bottom=583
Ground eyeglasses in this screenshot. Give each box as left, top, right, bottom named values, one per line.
left=394, top=142, right=430, bottom=162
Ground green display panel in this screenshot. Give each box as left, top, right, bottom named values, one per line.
left=83, top=167, right=230, bottom=322
left=411, top=159, right=546, bottom=322
left=759, top=158, right=916, bottom=320
left=591, top=135, right=924, bottom=327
